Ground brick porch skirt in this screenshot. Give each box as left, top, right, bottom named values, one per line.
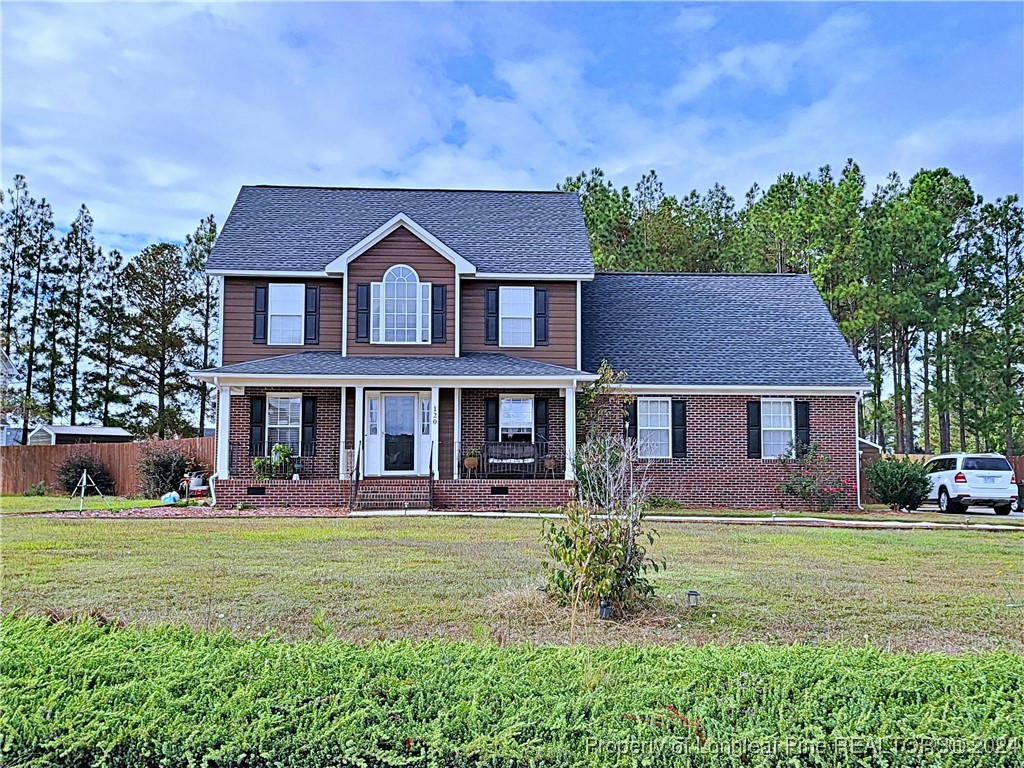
left=213, top=478, right=575, bottom=511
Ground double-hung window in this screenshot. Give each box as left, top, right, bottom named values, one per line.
left=268, top=284, right=304, bottom=345
left=637, top=397, right=671, bottom=458
left=499, top=286, right=534, bottom=347
left=371, top=265, right=430, bottom=344
left=266, top=395, right=302, bottom=455
left=499, top=396, right=533, bottom=443
left=761, top=398, right=794, bottom=459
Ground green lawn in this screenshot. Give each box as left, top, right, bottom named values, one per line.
left=0, top=495, right=164, bottom=515
left=646, top=504, right=1024, bottom=526
left=3, top=515, right=1021, bottom=652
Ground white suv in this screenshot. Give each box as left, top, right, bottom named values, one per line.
left=922, top=453, right=1018, bottom=515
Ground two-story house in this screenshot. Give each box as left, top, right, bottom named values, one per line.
left=193, top=185, right=868, bottom=510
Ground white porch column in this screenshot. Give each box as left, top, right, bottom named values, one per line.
left=216, top=385, right=231, bottom=479
left=339, top=387, right=347, bottom=478
left=564, top=383, right=577, bottom=481
left=453, top=388, right=462, bottom=479
left=354, top=385, right=364, bottom=480
left=430, top=385, right=440, bottom=479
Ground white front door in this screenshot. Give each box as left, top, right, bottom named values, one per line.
left=364, top=391, right=431, bottom=476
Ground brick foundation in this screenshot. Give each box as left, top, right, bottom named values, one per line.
left=213, top=479, right=350, bottom=509
left=433, top=479, right=574, bottom=510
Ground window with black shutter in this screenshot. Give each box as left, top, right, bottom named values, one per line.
left=795, top=401, right=810, bottom=447
left=253, top=285, right=268, bottom=344
left=535, top=398, right=549, bottom=449
left=485, top=397, right=499, bottom=443
left=355, top=284, right=370, bottom=343
left=746, top=401, right=761, bottom=459
left=304, top=286, right=320, bottom=344
left=534, top=288, right=549, bottom=346
left=249, top=395, right=266, bottom=456
left=671, top=400, right=687, bottom=458
left=301, top=396, right=316, bottom=456
left=484, top=287, right=499, bottom=345
left=624, top=400, right=637, bottom=442
left=432, top=285, right=447, bottom=343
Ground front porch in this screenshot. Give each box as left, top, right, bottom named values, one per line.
left=214, top=381, right=578, bottom=510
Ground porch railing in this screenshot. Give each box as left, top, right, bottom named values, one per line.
left=453, top=441, right=564, bottom=480
left=229, top=440, right=316, bottom=480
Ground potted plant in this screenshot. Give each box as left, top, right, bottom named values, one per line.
left=463, top=447, right=481, bottom=471
left=251, top=456, right=273, bottom=483
left=270, top=443, right=296, bottom=481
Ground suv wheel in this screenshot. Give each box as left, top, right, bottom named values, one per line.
left=938, top=488, right=963, bottom=514
left=993, top=503, right=1012, bottom=516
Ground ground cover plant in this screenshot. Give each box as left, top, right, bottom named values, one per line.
left=3, top=516, right=1021, bottom=651
left=2, top=617, right=1022, bottom=768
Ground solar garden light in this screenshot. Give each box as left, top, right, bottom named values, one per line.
left=687, top=590, right=700, bottom=609
left=599, top=600, right=611, bottom=620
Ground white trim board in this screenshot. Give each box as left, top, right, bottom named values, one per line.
left=189, top=374, right=589, bottom=389
left=614, top=384, right=866, bottom=396
left=324, top=213, right=477, bottom=276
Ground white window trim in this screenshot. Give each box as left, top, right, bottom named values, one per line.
left=498, top=393, right=534, bottom=443
left=498, top=286, right=534, bottom=348
left=760, top=397, right=795, bottom=460
left=637, top=396, right=672, bottom=459
left=267, top=284, right=306, bottom=346
left=371, top=264, right=431, bottom=345
left=266, top=393, right=303, bottom=456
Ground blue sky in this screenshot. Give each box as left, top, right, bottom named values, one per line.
left=2, top=2, right=1021, bottom=254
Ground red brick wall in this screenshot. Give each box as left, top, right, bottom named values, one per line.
left=433, top=479, right=574, bottom=510
left=228, top=387, right=342, bottom=481
left=588, top=393, right=859, bottom=510
left=214, top=479, right=350, bottom=508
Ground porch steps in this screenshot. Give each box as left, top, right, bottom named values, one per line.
left=353, top=479, right=432, bottom=511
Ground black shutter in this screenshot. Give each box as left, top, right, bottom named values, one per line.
left=795, top=401, right=811, bottom=447
left=355, top=284, right=370, bottom=343
left=534, top=288, right=549, bottom=346
left=535, top=398, right=549, bottom=449
left=253, top=285, right=268, bottom=344
left=304, top=285, right=320, bottom=344
left=671, top=400, right=687, bottom=458
left=624, top=400, right=637, bottom=442
left=301, top=396, right=316, bottom=456
left=484, top=288, right=499, bottom=345
left=485, top=397, right=499, bottom=443
left=432, top=285, right=447, bottom=343
left=249, top=395, right=266, bottom=456
left=746, top=401, right=761, bottom=459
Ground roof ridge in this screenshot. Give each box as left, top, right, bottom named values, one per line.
left=245, top=185, right=574, bottom=195
left=594, top=271, right=811, bottom=277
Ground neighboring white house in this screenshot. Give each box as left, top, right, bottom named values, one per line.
left=27, top=425, right=133, bottom=446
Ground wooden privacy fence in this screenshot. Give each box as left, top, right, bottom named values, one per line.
left=0, top=437, right=215, bottom=496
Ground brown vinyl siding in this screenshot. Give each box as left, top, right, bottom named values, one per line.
left=346, top=228, right=456, bottom=356
left=222, top=278, right=343, bottom=365
left=460, top=280, right=577, bottom=367
left=439, top=388, right=454, bottom=477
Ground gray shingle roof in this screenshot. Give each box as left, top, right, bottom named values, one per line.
left=582, top=273, right=869, bottom=388
left=208, top=186, right=594, bottom=276
left=199, top=352, right=588, bottom=379
left=36, top=426, right=132, bottom=437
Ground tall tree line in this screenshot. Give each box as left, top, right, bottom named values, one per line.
left=0, top=175, right=219, bottom=441
left=561, top=163, right=1023, bottom=455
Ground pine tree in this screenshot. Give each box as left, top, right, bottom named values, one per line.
left=120, top=243, right=199, bottom=438
left=1, top=175, right=31, bottom=357
left=17, top=196, right=56, bottom=443
left=83, top=248, right=130, bottom=425
left=56, top=205, right=99, bottom=424
left=184, top=215, right=219, bottom=433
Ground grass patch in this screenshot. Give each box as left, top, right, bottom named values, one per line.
left=2, top=617, right=1022, bottom=767
left=0, top=494, right=164, bottom=515
left=645, top=505, right=1024, bottom=526
left=2, top=516, right=1022, bottom=652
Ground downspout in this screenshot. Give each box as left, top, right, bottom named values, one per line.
left=854, top=392, right=863, bottom=510
left=210, top=375, right=219, bottom=508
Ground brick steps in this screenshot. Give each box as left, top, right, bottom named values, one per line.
left=354, top=480, right=431, bottom=511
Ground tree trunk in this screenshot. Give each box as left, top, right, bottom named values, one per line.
left=922, top=331, right=931, bottom=454
left=902, top=337, right=914, bottom=452
left=20, top=261, right=43, bottom=445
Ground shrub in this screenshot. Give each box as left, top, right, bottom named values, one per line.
left=22, top=481, right=47, bottom=497
left=775, top=441, right=855, bottom=512
left=54, top=452, right=114, bottom=495
left=136, top=444, right=204, bottom=498
left=866, top=455, right=932, bottom=511
left=2, top=617, right=1022, bottom=768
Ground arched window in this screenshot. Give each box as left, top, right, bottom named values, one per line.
left=371, top=265, right=431, bottom=344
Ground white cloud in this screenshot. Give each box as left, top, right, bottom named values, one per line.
left=672, top=7, right=719, bottom=35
